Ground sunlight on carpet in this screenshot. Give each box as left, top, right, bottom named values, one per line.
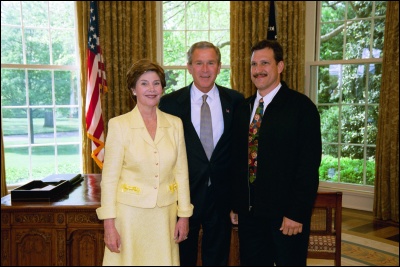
left=307, top=232, right=399, bottom=266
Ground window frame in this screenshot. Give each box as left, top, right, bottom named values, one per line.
left=305, top=1, right=386, bottom=210
left=1, top=1, right=82, bottom=189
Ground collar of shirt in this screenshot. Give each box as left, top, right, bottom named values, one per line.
left=250, top=83, right=281, bottom=124
left=255, top=83, right=282, bottom=111
left=190, top=83, right=218, bottom=104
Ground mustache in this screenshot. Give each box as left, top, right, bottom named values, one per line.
left=253, top=72, right=268, bottom=78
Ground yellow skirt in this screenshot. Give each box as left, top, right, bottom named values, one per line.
left=102, top=202, right=179, bottom=266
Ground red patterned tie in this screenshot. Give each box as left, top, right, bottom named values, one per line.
left=248, top=98, right=264, bottom=183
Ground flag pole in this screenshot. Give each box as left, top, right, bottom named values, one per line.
left=267, top=1, right=277, bottom=40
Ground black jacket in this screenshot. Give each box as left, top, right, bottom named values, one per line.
left=231, top=81, right=322, bottom=224
left=159, top=83, right=245, bottom=219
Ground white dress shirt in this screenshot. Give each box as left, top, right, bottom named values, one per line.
left=191, top=84, right=224, bottom=148
left=249, top=83, right=282, bottom=124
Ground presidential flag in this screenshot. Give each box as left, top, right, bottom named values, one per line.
left=267, top=1, right=277, bottom=40
left=86, top=1, right=107, bottom=169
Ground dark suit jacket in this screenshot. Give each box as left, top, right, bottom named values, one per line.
left=159, top=83, right=244, bottom=220
left=231, top=81, right=322, bottom=224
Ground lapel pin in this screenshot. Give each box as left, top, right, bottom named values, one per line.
left=226, top=109, right=230, bottom=113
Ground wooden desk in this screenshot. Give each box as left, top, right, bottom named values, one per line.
left=1, top=174, right=104, bottom=266
left=1, top=174, right=240, bottom=266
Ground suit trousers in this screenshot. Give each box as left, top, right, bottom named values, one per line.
left=179, top=186, right=232, bottom=266
left=238, top=211, right=310, bottom=266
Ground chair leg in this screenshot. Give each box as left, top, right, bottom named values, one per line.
left=335, top=253, right=341, bottom=266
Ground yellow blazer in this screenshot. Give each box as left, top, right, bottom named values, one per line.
left=96, top=107, right=193, bottom=219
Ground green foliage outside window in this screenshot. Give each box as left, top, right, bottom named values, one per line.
left=319, top=155, right=375, bottom=186
left=316, top=1, right=386, bottom=186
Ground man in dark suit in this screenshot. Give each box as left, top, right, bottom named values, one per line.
left=230, top=39, right=322, bottom=265
left=159, top=41, right=244, bottom=266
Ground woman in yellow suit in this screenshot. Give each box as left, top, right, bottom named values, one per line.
left=96, top=59, right=193, bottom=266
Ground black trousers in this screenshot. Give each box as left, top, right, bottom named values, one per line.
left=238, top=212, right=311, bottom=266
left=179, top=188, right=232, bottom=266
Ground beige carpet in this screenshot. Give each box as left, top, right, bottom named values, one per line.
left=307, top=231, right=399, bottom=266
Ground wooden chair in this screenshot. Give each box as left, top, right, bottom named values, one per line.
left=308, top=191, right=343, bottom=266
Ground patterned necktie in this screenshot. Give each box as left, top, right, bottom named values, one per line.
left=248, top=98, right=264, bottom=183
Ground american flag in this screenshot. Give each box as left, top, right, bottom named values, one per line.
left=267, top=1, right=277, bottom=40
left=86, top=1, right=107, bottom=169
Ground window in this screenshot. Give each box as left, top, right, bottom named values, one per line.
left=1, top=1, right=81, bottom=186
left=306, top=2, right=386, bottom=192
left=159, top=1, right=230, bottom=94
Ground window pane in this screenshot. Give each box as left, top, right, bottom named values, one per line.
left=4, top=147, right=30, bottom=184
left=55, top=70, right=78, bottom=105
left=22, top=1, right=48, bottom=27
left=319, top=106, right=339, bottom=144
left=187, top=31, right=209, bottom=48
left=215, top=69, right=230, bottom=87
left=348, top=2, right=373, bottom=19
left=373, top=18, right=385, bottom=53
left=32, top=145, right=56, bottom=179
left=28, top=70, right=52, bottom=105
left=375, top=1, right=387, bottom=16
left=366, top=147, right=375, bottom=186
left=2, top=111, right=30, bottom=146
left=341, top=105, right=366, bottom=149
left=187, top=2, right=209, bottom=30
left=164, top=69, right=187, bottom=94
left=339, top=145, right=364, bottom=184
left=367, top=64, right=381, bottom=104
left=32, top=108, right=55, bottom=144
left=57, top=144, right=80, bottom=173
left=320, top=146, right=339, bottom=183
left=366, top=106, right=378, bottom=145
left=316, top=65, right=340, bottom=104
left=163, top=31, right=186, bottom=65
left=210, top=2, right=230, bottom=29
left=1, top=27, right=23, bottom=64
left=56, top=107, right=79, bottom=143
left=211, top=31, right=230, bottom=65
left=1, top=1, right=22, bottom=25
left=51, top=29, right=77, bottom=65
left=1, top=69, right=26, bottom=106
left=342, top=64, right=366, bottom=104
left=320, top=22, right=343, bottom=60
left=163, top=1, right=185, bottom=30
left=25, top=28, right=50, bottom=64
left=49, top=1, right=75, bottom=28
left=321, top=2, right=346, bottom=22
left=346, top=20, right=371, bottom=60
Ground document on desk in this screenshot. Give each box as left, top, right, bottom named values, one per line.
left=41, top=173, right=83, bottom=186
